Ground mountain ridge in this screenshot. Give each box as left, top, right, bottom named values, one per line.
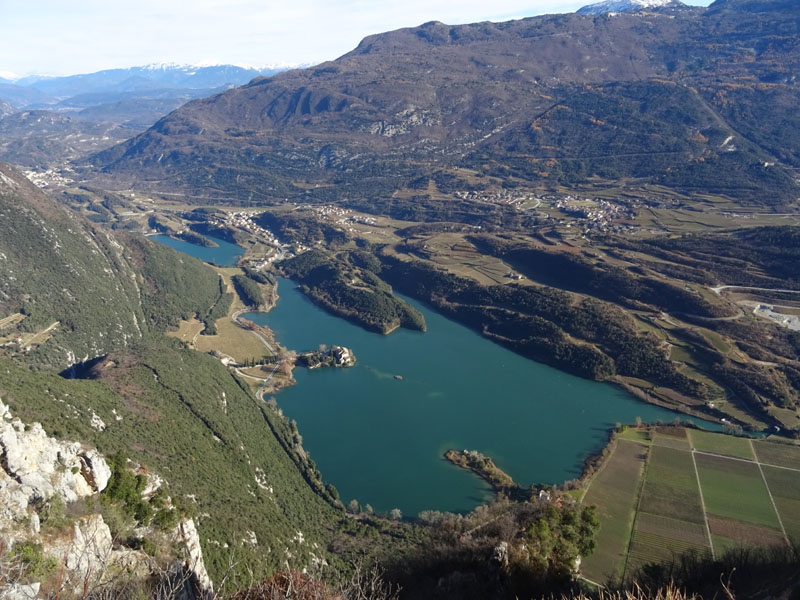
left=88, top=3, right=800, bottom=208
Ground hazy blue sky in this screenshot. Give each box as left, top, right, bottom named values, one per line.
left=0, top=0, right=714, bottom=78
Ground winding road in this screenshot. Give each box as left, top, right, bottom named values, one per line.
left=711, top=285, right=800, bottom=296
left=231, top=308, right=276, bottom=353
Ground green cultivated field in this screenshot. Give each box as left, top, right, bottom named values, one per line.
left=580, top=440, right=649, bottom=583
left=618, top=428, right=651, bottom=444
left=762, top=466, right=800, bottom=541
left=695, top=453, right=780, bottom=529
left=687, top=429, right=755, bottom=459
left=706, top=516, right=786, bottom=549
left=753, top=440, right=800, bottom=469
left=652, top=432, right=691, bottom=450
left=625, top=445, right=711, bottom=576
left=583, top=427, right=797, bottom=584
left=639, top=446, right=705, bottom=524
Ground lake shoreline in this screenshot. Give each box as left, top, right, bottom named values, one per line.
left=148, top=231, right=725, bottom=515
left=245, top=276, right=719, bottom=516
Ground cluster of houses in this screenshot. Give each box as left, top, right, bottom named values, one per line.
left=454, top=189, right=539, bottom=210
left=309, top=205, right=378, bottom=232
left=551, top=195, right=637, bottom=233
left=23, top=167, right=75, bottom=188
left=204, top=210, right=305, bottom=267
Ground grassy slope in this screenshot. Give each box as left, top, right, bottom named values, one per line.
left=0, top=164, right=144, bottom=368
left=0, top=167, right=346, bottom=585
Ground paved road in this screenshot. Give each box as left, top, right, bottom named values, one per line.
left=231, top=308, right=276, bottom=353
left=712, top=285, right=800, bottom=296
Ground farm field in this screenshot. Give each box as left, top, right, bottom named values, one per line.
left=617, top=428, right=651, bottom=444
left=687, top=429, right=755, bottom=459
left=638, top=446, right=705, bottom=523
left=624, top=444, right=711, bottom=577
left=694, top=453, right=781, bottom=530
left=761, top=466, right=800, bottom=541
left=580, top=440, right=649, bottom=584
left=583, top=427, right=798, bottom=585
left=752, top=440, right=800, bottom=469
left=651, top=431, right=691, bottom=450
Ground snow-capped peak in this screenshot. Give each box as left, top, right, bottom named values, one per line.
left=577, top=0, right=685, bottom=15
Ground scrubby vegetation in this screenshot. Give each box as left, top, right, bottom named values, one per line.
left=0, top=341, right=343, bottom=585
left=383, top=500, right=600, bottom=600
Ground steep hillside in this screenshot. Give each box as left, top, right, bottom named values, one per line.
left=0, top=163, right=226, bottom=369
left=0, top=164, right=145, bottom=368
left=90, top=1, right=800, bottom=208
left=0, top=165, right=348, bottom=584
left=0, top=340, right=343, bottom=584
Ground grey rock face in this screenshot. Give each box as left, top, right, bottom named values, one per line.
left=0, top=398, right=110, bottom=522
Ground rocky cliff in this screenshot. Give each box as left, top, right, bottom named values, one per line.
left=0, top=397, right=211, bottom=599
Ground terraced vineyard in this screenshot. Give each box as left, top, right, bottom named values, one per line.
left=582, top=427, right=800, bottom=586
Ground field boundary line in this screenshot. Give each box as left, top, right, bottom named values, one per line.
left=621, top=444, right=651, bottom=582
left=690, top=450, right=716, bottom=559
left=693, top=449, right=800, bottom=473
left=578, top=575, right=604, bottom=589
left=750, top=440, right=791, bottom=547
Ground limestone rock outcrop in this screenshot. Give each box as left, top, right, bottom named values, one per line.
left=0, top=398, right=111, bottom=525
left=0, top=398, right=213, bottom=599
left=176, top=518, right=213, bottom=595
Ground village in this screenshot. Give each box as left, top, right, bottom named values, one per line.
left=203, top=209, right=305, bottom=269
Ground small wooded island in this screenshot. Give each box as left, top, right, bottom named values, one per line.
left=444, top=449, right=516, bottom=493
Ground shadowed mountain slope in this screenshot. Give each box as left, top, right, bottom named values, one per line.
left=90, top=1, right=800, bottom=207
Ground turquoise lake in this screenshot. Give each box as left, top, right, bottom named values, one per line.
left=244, top=278, right=720, bottom=517
left=147, top=235, right=720, bottom=516
left=150, top=233, right=244, bottom=266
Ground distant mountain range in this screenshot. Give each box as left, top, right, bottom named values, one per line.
left=0, top=64, right=290, bottom=167
left=0, top=64, right=288, bottom=107
left=577, top=0, right=685, bottom=15
left=88, top=0, right=800, bottom=209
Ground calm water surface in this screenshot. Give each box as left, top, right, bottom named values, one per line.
left=146, top=235, right=720, bottom=516
left=150, top=233, right=243, bottom=267
left=244, top=278, right=720, bottom=516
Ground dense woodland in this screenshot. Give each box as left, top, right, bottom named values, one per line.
left=232, top=273, right=266, bottom=308
left=279, top=249, right=426, bottom=334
